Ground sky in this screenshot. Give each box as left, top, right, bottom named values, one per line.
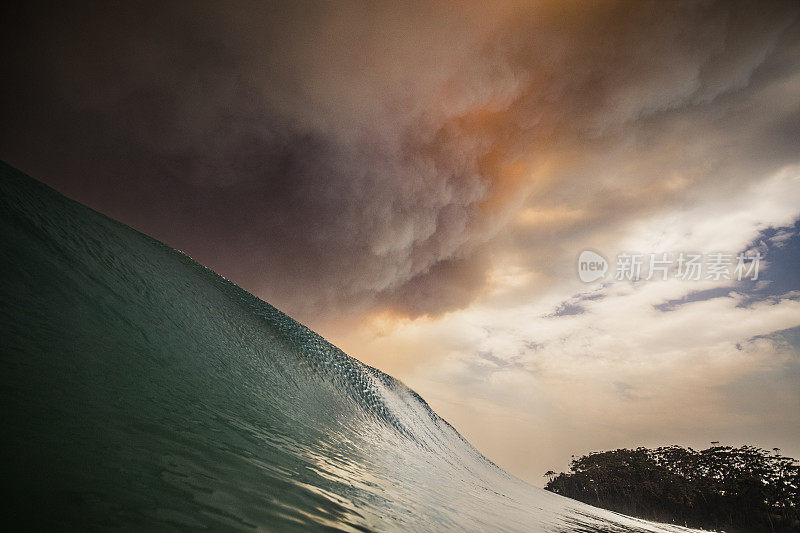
left=2, top=0, right=799, bottom=484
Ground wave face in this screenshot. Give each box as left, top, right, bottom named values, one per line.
left=0, top=162, right=693, bottom=531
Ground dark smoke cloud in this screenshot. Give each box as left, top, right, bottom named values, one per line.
left=1, top=0, right=798, bottom=324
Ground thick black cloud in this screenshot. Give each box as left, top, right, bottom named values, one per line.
left=2, top=0, right=798, bottom=324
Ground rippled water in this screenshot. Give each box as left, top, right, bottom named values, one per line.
left=0, top=162, right=698, bottom=531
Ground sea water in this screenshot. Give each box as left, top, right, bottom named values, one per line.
left=0, top=162, right=699, bottom=531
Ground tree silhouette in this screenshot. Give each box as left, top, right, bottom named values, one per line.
left=545, top=444, right=799, bottom=532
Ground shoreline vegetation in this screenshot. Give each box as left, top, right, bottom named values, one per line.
left=544, top=444, right=800, bottom=532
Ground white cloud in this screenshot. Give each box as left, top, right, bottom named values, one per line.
left=339, top=164, right=800, bottom=482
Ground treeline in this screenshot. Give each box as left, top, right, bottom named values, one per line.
left=544, top=445, right=799, bottom=532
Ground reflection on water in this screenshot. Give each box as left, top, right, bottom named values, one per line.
left=0, top=162, right=698, bottom=531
